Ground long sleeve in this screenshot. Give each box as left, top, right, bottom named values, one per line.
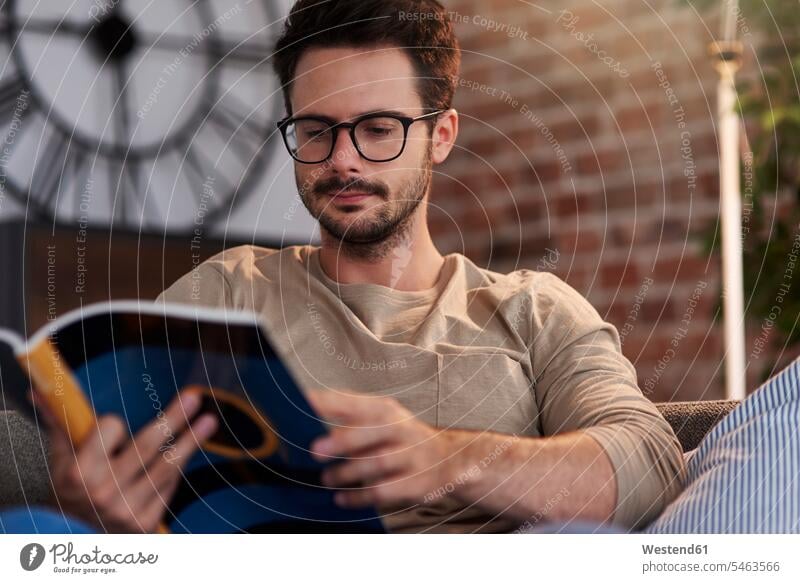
left=528, top=272, right=686, bottom=530
left=155, top=262, right=232, bottom=309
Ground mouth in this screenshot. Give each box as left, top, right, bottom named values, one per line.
left=327, top=191, right=375, bottom=204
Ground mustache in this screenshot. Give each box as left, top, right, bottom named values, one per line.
left=312, top=177, right=389, bottom=199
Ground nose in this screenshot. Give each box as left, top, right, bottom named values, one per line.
left=328, top=126, right=363, bottom=175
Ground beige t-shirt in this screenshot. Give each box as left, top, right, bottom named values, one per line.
left=157, top=245, right=686, bottom=533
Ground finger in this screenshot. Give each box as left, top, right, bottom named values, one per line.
left=128, top=455, right=188, bottom=533
left=146, top=413, right=218, bottom=483
left=76, top=416, right=128, bottom=491
left=139, top=465, right=189, bottom=533
left=125, top=468, right=176, bottom=517
left=123, top=405, right=215, bottom=490
left=121, top=390, right=203, bottom=473
left=110, top=413, right=216, bottom=530
left=168, top=412, right=218, bottom=467
left=124, top=413, right=216, bottom=529
left=140, top=492, right=173, bottom=533
left=310, top=425, right=396, bottom=460
left=321, top=448, right=407, bottom=487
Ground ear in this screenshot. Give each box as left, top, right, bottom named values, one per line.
left=431, top=108, right=459, bottom=165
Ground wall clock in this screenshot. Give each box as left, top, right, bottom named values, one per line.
left=0, top=0, right=284, bottom=232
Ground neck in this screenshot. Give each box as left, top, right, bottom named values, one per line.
left=317, top=211, right=444, bottom=291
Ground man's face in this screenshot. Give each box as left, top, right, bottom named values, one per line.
left=290, top=46, right=434, bottom=244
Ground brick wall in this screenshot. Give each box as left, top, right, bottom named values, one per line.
left=428, top=0, right=776, bottom=401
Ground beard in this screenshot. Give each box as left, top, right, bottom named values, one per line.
left=297, top=145, right=433, bottom=257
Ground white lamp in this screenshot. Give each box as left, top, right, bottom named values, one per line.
left=708, top=0, right=746, bottom=400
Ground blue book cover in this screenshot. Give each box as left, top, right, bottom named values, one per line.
left=0, top=301, right=386, bottom=533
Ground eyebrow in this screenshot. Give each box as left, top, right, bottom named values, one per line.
left=294, top=109, right=412, bottom=122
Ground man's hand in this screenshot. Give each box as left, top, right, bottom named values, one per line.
left=307, top=390, right=470, bottom=509
left=307, top=390, right=618, bottom=526
left=39, top=389, right=217, bottom=533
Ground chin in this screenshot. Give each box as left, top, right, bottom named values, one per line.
left=319, top=213, right=386, bottom=242
left=324, top=205, right=378, bottom=224
left=326, top=220, right=374, bottom=240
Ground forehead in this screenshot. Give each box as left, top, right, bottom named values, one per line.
left=290, top=46, right=422, bottom=118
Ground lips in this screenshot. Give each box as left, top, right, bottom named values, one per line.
left=332, top=191, right=373, bottom=198
left=328, top=191, right=374, bottom=203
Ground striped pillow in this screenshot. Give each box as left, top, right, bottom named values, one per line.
left=645, top=356, right=800, bottom=533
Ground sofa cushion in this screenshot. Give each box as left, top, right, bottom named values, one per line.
left=655, top=399, right=741, bottom=452
left=0, top=412, right=50, bottom=508
left=645, top=356, right=800, bottom=533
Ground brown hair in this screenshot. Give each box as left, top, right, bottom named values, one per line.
left=271, top=0, right=460, bottom=116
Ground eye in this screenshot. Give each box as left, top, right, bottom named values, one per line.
left=294, top=120, right=332, bottom=142
left=360, top=120, right=398, bottom=137
left=367, top=127, right=393, bottom=136
left=302, top=127, right=330, bottom=141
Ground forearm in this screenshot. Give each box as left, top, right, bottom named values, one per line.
left=440, top=429, right=617, bottom=526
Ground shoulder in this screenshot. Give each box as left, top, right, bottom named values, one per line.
left=458, top=253, right=596, bottom=314
left=157, top=245, right=314, bottom=307
left=456, top=254, right=606, bottom=337
left=521, top=270, right=602, bottom=322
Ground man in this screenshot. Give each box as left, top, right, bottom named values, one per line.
left=45, top=0, right=685, bottom=533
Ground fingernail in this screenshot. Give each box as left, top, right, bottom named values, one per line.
left=194, top=414, right=217, bottom=438
left=181, top=391, right=201, bottom=413
left=311, top=437, right=332, bottom=457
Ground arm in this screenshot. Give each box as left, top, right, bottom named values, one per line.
left=526, top=273, right=687, bottom=528
left=307, top=391, right=615, bottom=526
left=436, top=428, right=616, bottom=526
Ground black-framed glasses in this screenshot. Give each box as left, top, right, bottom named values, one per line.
left=277, top=109, right=445, bottom=164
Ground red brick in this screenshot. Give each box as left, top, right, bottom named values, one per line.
left=429, top=0, right=771, bottom=400
left=600, top=260, right=640, bottom=288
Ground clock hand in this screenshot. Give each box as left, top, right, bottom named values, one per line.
left=13, top=17, right=90, bottom=38
left=112, top=62, right=133, bottom=223
left=112, top=63, right=133, bottom=148
left=112, top=59, right=160, bottom=225
left=112, top=68, right=126, bottom=223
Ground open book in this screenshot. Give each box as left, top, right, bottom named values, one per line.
left=0, top=301, right=385, bottom=533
